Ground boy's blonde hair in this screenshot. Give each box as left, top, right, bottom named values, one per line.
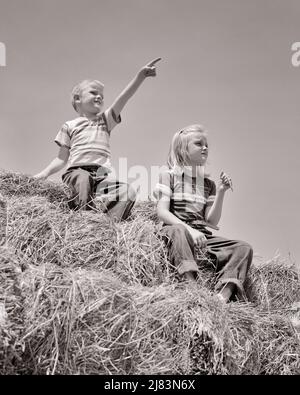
left=71, top=79, right=104, bottom=112
left=167, top=124, right=208, bottom=170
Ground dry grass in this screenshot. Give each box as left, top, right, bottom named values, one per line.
left=0, top=247, right=26, bottom=374
left=247, top=255, right=300, bottom=311
left=0, top=170, right=299, bottom=375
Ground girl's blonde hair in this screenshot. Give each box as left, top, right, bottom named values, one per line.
left=167, top=124, right=208, bottom=170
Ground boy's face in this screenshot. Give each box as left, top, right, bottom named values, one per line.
left=187, top=132, right=208, bottom=166
left=78, top=82, right=104, bottom=116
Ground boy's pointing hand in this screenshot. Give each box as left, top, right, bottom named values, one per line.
left=139, top=57, right=162, bottom=78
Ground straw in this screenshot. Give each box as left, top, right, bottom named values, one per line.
left=0, top=170, right=299, bottom=375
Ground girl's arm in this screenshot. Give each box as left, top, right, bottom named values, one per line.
left=205, top=188, right=226, bottom=226
left=157, top=197, right=187, bottom=227
left=205, top=172, right=232, bottom=226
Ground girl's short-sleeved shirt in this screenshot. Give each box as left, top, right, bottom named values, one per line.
left=154, top=168, right=216, bottom=229
left=54, top=108, right=120, bottom=172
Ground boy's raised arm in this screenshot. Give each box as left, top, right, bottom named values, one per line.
left=109, top=57, right=161, bottom=118
left=34, top=145, right=69, bottom=179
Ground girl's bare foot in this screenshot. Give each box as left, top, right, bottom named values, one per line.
left=217, top=283, right=236, bottom=303
left=216, top=293, right=227, bottom=303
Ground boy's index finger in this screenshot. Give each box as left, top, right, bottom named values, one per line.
left=146, top=57, right=162, bottom=67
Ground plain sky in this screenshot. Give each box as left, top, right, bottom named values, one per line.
left=0, top=0, right=299, bottom=265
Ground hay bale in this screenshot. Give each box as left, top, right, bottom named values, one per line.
left=0, top=247, right=26, bottom=374
left=56, top=211, right=117, bottom=270
left=6, top=192, right=171, bottom=280
left=20, top=264, right=180, bottom=375
left=247, top=255, right=300, bottom=311
left=18, top=264, right=231, bottom=375
left=20, top=264, right=131, bottom=374
left=0, top=170, right=68, bottom=204
left=3, top=255, right=300, bottom=375
left=7, top=196, right=67, bottom=264
left=6, top=196, right=117, bottom=270
left=129, top=200, right=159, bottom=223
left=0, top=193, right=7, bottom=246
left=114, top=219, right=175, bottom=286
left=1, top=170, right=300, bottom=375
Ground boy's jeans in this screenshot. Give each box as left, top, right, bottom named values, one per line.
left=160, top=224, right=253, bottom=300
left=62, top=166, right=136, bottom=222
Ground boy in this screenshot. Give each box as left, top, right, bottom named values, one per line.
left=35, top=58, right=161, bottom=221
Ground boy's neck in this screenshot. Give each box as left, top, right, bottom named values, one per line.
left=78, top=110, right=100, bottom=120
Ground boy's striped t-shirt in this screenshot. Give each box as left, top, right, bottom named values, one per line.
left=154, top=168, right=216, bottom=230
left=54, top=108, right=120, bottom=172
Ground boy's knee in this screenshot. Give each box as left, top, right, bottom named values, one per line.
left=127, top=183, right=137, bottom=201
left=78, top=173, right=95, bottom=196
left=66, top=169, right=93, bottom=192
left=118, top=182, right=136, bottom=202
left=77, top=170, right=93, bottom=185
left=66, top=170, right=94, bottom=209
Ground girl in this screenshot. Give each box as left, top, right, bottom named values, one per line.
left=155, top=124, right=253, bottom=303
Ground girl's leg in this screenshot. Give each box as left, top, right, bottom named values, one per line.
left=205, top=235, right=253, bottom=302
left=160, top=224, right=198, bottom=281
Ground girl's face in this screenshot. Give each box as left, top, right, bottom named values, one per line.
left=186, top=131, right=208, bottom=166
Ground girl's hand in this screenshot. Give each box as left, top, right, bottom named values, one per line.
left=187, top=227, right=207, bottom=249
left=138, top=57, right=162, bottom=79
left=219, top=171, right=233, bottom=192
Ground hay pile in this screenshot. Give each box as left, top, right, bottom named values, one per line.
left=0, top=169, right=299, bottom=375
